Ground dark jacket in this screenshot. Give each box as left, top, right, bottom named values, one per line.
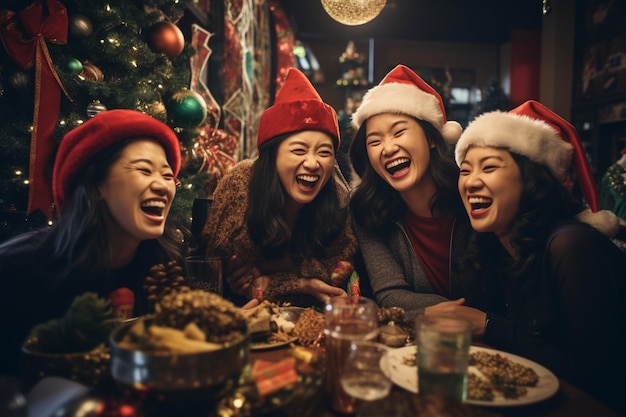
left=473, top=222, right=626, bottom=415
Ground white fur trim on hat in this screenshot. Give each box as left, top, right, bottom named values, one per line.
left=576, top=206, right=620, bottom=238
left=351, top=82, right=462, bottom=144
left=455, top=111, right=574, bottom=181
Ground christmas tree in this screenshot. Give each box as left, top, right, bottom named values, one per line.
left=0, top=0, right=214, bottom=244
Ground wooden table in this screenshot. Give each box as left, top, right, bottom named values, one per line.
left=17, top=344, right=619, bottom=417
left=250, top=347, right=620, bottom=417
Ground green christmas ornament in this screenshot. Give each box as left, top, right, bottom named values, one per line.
left=166, top=89, right=207, bottom=128
left=65, top=58, right=83, bottom=75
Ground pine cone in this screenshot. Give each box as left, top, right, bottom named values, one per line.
left=153, top=287, right=247, bottom=344
left=144, top=260, right=187, bottom=306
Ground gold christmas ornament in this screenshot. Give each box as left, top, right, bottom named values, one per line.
left=80, top=61, right=104, bottom=82
left=143, top=100, right=168, bottom=122
left=321, top=0, right=387, bottom=26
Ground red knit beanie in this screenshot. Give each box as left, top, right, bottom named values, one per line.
left=53, top=109, right=181, bottom=209
left=257, top=67, right=340, bottom=148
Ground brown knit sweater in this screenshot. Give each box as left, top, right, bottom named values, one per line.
left=202, top=158, right=358, bottom=306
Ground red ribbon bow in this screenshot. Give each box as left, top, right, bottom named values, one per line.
left=0, top=0, right=71, bottom=216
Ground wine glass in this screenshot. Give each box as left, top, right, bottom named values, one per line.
left=340, top=341, right=392, bottom=404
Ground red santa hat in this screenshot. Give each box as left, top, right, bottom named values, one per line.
left=351, top=64, right=462, bottom=144
left=53, top=109, right=181, bottom=209
left=257, top=67, right=340, bottom=148
left=456, top=100, right=619, bottom=236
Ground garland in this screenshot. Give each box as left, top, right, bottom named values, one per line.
left=604, top=163, right=626, bottom=201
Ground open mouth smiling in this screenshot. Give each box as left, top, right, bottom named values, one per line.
left=468, top=196, right=492, bottom=211
left=385, top=158, right=410, bottom=175
left=141, top=199, right=166, bottom=216
left=296, top=174, right=319, bottom=189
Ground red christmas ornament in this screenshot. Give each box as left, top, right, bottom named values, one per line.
left=145, top=21, right=184, bottom=59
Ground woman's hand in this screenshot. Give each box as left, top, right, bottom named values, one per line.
left=425, top=299, right=487, bottom=337
left=454, top=306, right=487, bottom=337
left=225, top=255, right=259, bottom=296
left=424, top=298, right=465, bottom=316
left=299, top=278, right=347, bottom=303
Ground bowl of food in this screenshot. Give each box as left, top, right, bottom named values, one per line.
left=109, top=289, right=250, bottom=414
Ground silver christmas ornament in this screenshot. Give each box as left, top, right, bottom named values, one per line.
left=87, top=100, right=107, bottom=118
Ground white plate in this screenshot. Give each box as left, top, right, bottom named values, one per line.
left=380, top=345, right=559, bottom=407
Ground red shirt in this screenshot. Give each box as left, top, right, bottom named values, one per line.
left=404, top=211, right=454, bottom=297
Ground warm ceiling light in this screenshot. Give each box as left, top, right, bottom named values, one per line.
left=321, top=0, right=387, bottom=26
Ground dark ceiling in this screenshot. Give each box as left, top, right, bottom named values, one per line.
left=278, top=0, right=544, bottom=45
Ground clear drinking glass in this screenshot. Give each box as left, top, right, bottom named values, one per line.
left=183, top=256, right=223, bottom=296
left=324, top=296, right=379, bottom=414
left=340, top=341, right=392, bottom=402
left=415, top=315, right=471, bottom=402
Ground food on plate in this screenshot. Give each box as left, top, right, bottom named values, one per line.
left=292, top=308, right=325, bottom=346
left=246, top=304, right=272, bottom=335
left=242, top=300, right=291, bottom=343
left=467, top=372, right=495, bottom=401
left=398, top=347, right=540, bottom=401
left=242, top=301, right=326, bottom=347
left=401, top=349, right=417, bottom=367
left=272, top=311, right=296, bottom=334
left=467, top=350, right=539, bottom=400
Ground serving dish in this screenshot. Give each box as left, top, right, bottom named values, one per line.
left=109, top=316, right=249, bottom=414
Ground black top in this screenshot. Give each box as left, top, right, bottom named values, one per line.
left=0, top=230, right=171, bottom=376
left=469, top=222, right=626, bottom=415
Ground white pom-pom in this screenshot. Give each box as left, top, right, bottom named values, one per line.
left=441, top=121, right=462, bottom=144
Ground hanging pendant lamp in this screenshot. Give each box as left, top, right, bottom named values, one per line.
left=321, top=0, right=387, bottom=26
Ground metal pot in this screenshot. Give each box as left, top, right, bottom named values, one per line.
left=109, top=317, right=249, bottom=414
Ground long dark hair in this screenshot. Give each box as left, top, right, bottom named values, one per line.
left=44, top=137, right=184, bottom=277
left=246, top=135, right=347, bottom=259
left=349, top=117, right=463, bottom=233
left=459, top=153, right=583, bottom=275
